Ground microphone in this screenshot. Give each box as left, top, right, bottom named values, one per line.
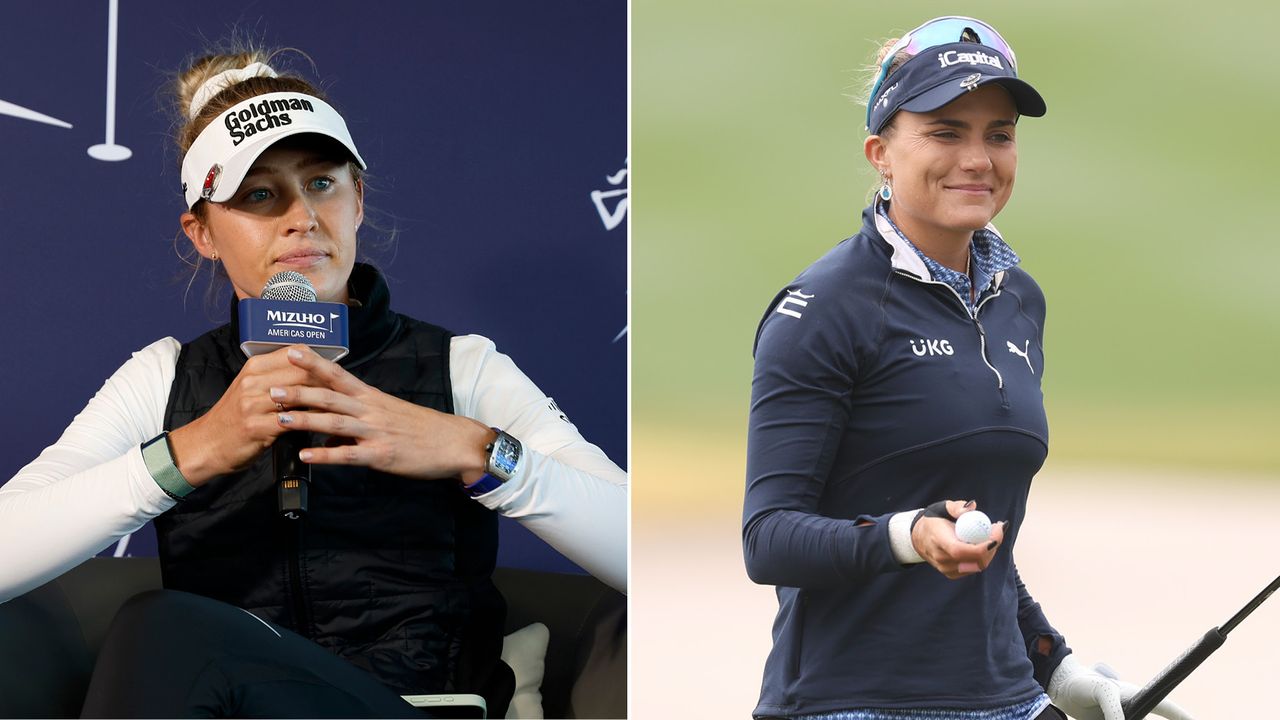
left=260, top=271, right=315, bottom=302
left=239, top=271, right=350, bottom=360
left=239, top=271, right=351, bottom=519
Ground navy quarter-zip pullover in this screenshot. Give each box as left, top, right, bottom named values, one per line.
left=744, top=204, right=1069, bottom=716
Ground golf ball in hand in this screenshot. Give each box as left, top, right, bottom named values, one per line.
left=955, top=511, right=993, bottom=544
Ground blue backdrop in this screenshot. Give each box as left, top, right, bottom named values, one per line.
left=0, top=1, right=627, bottom=574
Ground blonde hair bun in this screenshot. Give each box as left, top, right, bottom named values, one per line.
left=172, top=48, right=327, bottom=157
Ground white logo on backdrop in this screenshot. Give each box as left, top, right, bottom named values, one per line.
left=591, top=157, right=629, bottom=231
left=591, top=158, right=629, bottom=342
left=87, top=0, right=131, bottom=160
left=613, top=291, right=628, bottom=343
left=112, top=533, right=132, bottom=557
left=0, top=99, right=73, bottom=129
left=1, top=0, right=131, bottom=161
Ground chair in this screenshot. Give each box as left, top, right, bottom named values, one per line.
left=0, top=558, right=625, bottom=718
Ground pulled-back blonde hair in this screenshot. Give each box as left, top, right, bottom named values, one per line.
left=169, top=43, right=379, bottom=314
left=172, top=45, right=363, bottom=217
left=175, top=53, right=317, bottom=149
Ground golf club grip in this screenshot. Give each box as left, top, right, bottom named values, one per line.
left=1121, top=628, right=1225, bottom=719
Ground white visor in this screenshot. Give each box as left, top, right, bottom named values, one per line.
left=180, top=92, right=366, bottom=209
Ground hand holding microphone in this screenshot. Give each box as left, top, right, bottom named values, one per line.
left=272, top=345, right=495, bottom=484
left=244, top=272, right=495, bottom=485
left=239, top=271, right=350, bottom=518
left=167, top=272, right=348, bottom=514
left=171, top=271, right=494, bottom=513
left=165, top=347, right=315, bottom=488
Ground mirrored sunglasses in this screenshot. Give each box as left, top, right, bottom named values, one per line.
left=866, top=16, right=1019, bottom=128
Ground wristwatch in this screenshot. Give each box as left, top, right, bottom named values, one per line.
left=140, top=431, right=195, bottom=502
left=464, top=428, right=522, bottom=497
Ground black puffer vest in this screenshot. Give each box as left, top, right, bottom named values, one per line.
left=154, top=264, right=506, bottom=698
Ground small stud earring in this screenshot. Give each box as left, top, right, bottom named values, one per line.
left=211, top=251, right=218, bottom=261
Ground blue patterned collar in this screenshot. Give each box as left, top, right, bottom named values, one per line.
left=874, top=200, right=1020, bottom=311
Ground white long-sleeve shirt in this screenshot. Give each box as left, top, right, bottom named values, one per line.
left=0, top=334, right=628, bottom=602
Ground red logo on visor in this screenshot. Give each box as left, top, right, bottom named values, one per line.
left=201, top=164, right=223, bottom=200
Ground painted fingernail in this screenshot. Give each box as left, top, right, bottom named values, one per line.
left=278, top=413, right=293, bottom=424
left=964, top=500, right=976, bottom=509
left=299, top=450, right=313, bottom=462
left=288, top=349, right=303, bottom=360
left=987, top=540, right=998, bottom=550
left=269, top=387, right=286, bottom=399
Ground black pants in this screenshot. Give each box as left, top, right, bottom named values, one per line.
left=80, top=590, right=482, bottom=718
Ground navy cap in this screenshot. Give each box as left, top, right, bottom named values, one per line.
left=868, top=42, right=1046, bottom=135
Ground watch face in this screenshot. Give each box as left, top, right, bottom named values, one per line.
left=489, top=433, right=521, bottom=478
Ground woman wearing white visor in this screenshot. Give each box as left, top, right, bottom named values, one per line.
left=0, top=48, right=626, bottom=717
left=743, top=17, right=1189, bottom=720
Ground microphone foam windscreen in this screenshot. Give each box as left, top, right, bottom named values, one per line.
left=262, top=271, right=317, bottom=303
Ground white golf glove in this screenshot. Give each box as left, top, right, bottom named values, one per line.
left=1047, top=654, right=1194, bottom=720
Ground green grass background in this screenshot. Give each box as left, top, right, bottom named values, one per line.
left=634, top=0, right=1280, bottom=480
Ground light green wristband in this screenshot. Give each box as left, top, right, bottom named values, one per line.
left=141, top=432, right=195, bottom=501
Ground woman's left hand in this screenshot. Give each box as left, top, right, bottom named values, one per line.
left=1048, top=654, right=1194, bottom=720
left=268, top=345, right=495, bottom=483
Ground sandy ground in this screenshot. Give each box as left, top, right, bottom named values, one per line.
left=632, top=465, right=1280, bottom=718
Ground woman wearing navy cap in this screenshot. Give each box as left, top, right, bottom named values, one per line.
left=743, top=17, right=1189, bottom=720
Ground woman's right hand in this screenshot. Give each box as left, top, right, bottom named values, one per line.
left=910, top=500, right=1006, bottom=579
left=166, top=347, right=313, bottom=486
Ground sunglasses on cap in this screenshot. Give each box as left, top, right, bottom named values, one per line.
left=865, top=16, right=1019, bottom=129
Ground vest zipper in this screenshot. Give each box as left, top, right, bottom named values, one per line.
left=894, top=270, right=1009, bottom=406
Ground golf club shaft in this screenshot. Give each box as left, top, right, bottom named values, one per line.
left=1121, top=628, right=1223, bottom=719
left=1121, top=574, right=1279, bottom=719
left=1221, top=574, right=1280, bottom=635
